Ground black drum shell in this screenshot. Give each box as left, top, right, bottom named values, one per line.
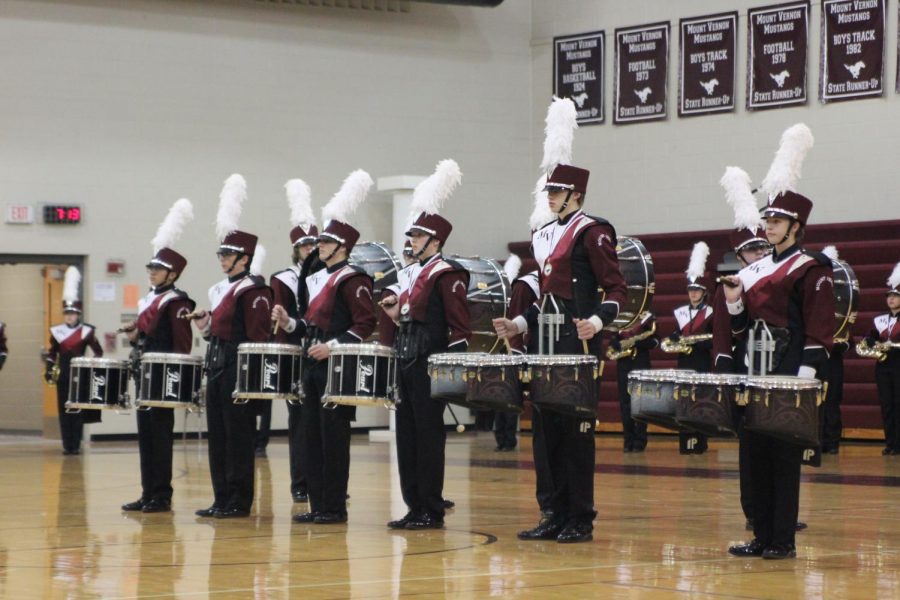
left=674, top=381, right=741, bottom=438
left=528, top=362, right=598, bottom=418
left=324, top=350, right=394, bottom=406
left=744, top=386, right=820, bottom=447
left=466, top=364, right=524, bottom=413
left=68, top=359, right=129, bottom=408
left=138, top=354, right=203, bottom=406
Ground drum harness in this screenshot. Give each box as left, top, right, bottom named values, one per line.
left=745, top=320, right=790, bottom=376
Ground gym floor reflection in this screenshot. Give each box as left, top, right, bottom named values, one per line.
left=1, top=433, right=899, bottom=599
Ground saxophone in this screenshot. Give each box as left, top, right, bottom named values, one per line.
left=855, top=339, right=900, bottom=362
left=606, top=320, right=656, bottom=361
left=661, top=333, right=714, bottom=355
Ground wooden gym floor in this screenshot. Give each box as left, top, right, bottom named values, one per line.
left=1, top=430, right=899, bottom=599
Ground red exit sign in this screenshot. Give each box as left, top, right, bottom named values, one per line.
left=5, top=205, right=35, bottom=224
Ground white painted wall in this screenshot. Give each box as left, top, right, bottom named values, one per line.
left=530, top=0, right=899, bottom=237
left=0, top=0, right=533, bottom=432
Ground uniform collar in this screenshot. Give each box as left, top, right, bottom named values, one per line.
left=228, top=270, right=249, bottom=283
left=418, top=253, right=441, bottom=267
left=556, top=209, right=582, bottom=226
left=772, top=244, right=801, bottom=264
left=153, top=283, right=175, bottom=294
left=326, top=260, right=349, bottom=274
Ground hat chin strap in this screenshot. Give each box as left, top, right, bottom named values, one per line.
left=554, top=190, right=574, bottom=215
left=777, top=218, right=797, bottom=246
left=320, top=243, right=343, bottom=263
left=413, top=235, right=435, bottom=259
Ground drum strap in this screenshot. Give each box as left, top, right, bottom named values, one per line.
left=746, top=320, right=790, bottom=375
left=395, top=321, right=429, bottom=365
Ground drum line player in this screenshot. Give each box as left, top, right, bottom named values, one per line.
left=49, top=103, right=890, bottom=557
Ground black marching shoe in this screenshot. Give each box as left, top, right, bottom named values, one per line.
left=195, top=505, right=220, bottom=518
left=215, top=507, right=250, bottom=519
left=442, top=499, right=455, bottom=510
left=387, top=512, right=418, bottom=530
left=406, top=513, right=444, bottom=530
left=122, top=499, right=146, bottom=512
left=517, top=518, right=564, bottom=541
left=795, top=521, right=808, bottom=531
left=762, top=544, right=796, bottom=560
left=314, top=511, right=347, bottom=524
left=728, top=539, right=766, bottom=557
left=292, top=491, right=309, bottom=503
left=557, top=521, right=593, bottom=544
left=142, top=499, right=171, bottom=513
left=292, top=511, right=319, bottom=523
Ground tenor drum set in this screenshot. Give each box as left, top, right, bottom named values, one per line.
left=628, top=369, right=824, bottom=446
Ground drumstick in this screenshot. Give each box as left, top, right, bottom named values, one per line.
left=272, top=320, right=280, bottom=336
left=503, top=338, right=512, bottom=355
left=583, top=340, right=590, bottom=355
left=181, top=311, right=206, bottom=321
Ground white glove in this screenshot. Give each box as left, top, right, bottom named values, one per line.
left=797, top=366, right=817, bottom=380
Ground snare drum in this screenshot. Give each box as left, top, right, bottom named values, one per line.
left=627, top=369, right=694, bottom=431
left=464, top=354, right=525, bottom=413
left=323, top=343, right=396, bottom=407
left=743, top=376, right=822, bottom=447
left=137, top=353, right=203, bottom=409
left=428, top=353, right=484, bottom=409
left=525, top=355, right=599, bottom=418
left=673, top=372, right=745, bottom=437
left=66, top=357, right=131, bottom=411
left=234, top=343, right=302, bottom=402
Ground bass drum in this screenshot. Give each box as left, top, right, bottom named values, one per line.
left=350, top=242, right=403, bottom=342
left=830, top=257, right=859, bottom=344
left=604, top=236, right=654, bottom=332
left=448, top=255, right=510, bottom=354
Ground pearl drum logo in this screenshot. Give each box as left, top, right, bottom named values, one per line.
left=263, top=359, right=278, bottom=391
left=165, top=368, right=181, bottom=399
left=90, top=373, right=107, bottom=402
left=357, top=361, right=374, bottom=393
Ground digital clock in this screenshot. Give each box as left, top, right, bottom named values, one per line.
left=43, top=205, right=82, bottom=225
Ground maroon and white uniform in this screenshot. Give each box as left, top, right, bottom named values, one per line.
left=507, top=271, right=539, bottom=353
left=869, top=311, right=900, bottom=451
left=47, top=322, right=103, bottom=378
left=302, top=263, right=376, bottom=344
left=136, top=287, right=194, bottom=354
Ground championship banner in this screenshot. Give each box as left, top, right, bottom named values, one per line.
left=614, top=22, right=670, bottom=124
left=746, top=1, right=810, bottom=110
left=820, top=0, right=885, bottom=102
left=554, top=31, right=605, bottom=125
left=679, top=12, right=738, bottom=117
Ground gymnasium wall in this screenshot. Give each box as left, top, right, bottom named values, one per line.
left=530, top=0, right=899, bottom=238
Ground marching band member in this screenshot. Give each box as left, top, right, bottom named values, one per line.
left=669, top=242, right=713, bottom=454
left=380, top=160, right=471, bottom=530
left=45, top=266, right=103, bottom=455
left=274, top=170, right=376, bottom=524
left=193, top=175, right=273, bottom=519
left=715, top=166, right=774, bottom=531
left=724, top=124, right=833, bottom=560
left=866, top=262, right=900, bottom=455
left=0, top=320, right=7, bottom=371
left=610, top=311, right=658, bottom=452
left=121, top=199, right=196, bottom=513
left=494, top=162, right=628, bottom=543
left=270, top=178, right=317, bottom=502
left=820, top=246, right=848, bottom=455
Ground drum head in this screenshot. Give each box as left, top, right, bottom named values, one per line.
left=831, top=258, right=859, bottom=343
left=604, top=236, right=655, bottom=332
left=448, top=255, right=510, bottom=354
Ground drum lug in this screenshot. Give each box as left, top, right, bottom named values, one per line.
left=764, top=390, right=770, bottom=408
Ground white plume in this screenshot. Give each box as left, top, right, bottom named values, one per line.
left=151, top=198, right=194, bottom=253
left=540, top=97, right=578, bottom=172
left=63, top=266, right=81, bottom=303
left=821, top=245, right=839, bottom=262
left=686, top=241, right=710, bottom=281
left=888, top=262, right=900, bottom=290
left=760, top=123, right=814, bottom=198
left=322, top=169, right=373, bottom=224
left=249, top=244, right=266, bottom=276
left=216, top=174, right=247, bottom=241
left=720, top=167, right=761, bottom=232
left=410, top=159, right=462, bottom=217
left=503, top=253, right=522, bottom=281
left=529, top=174, right=556, bottom=231
left=285, top=179, right=316, bottom=229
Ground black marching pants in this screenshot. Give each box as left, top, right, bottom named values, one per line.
left=56, top=380, right=83, bottom=453
left=137, top=407, right=175, bottom=502
left=531, top=404, right=555, bottom=514
left=821, top=351, right=844, bottom=450
left=877, top=363, right=900, bottom=450
left=396, top=357, right=446, bottom=519
left=536, top=408, right=597, bottom=525
left=301, top=361, right=352, bottom=515
left=205, top=366, right=256, bottom=511
left=287, top=401, right=308, bottom=495
left=616, top=356, right=648, bottom=450
left=748, top=431, right=802, bottom=547
left=493, top=411, right=518, bottom=449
